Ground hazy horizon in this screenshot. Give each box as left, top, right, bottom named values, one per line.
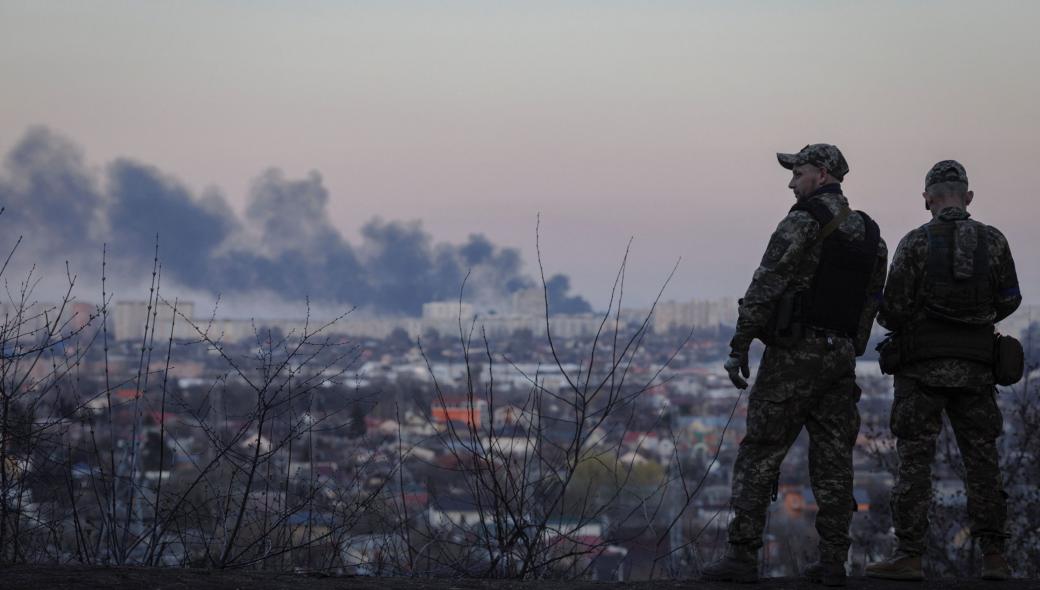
left=2, top=1, right=1038, bottom=309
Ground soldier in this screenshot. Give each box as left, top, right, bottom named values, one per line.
left=866, top=161, right=1021, bottom=581
left=702, top=144, right=887, bottom=586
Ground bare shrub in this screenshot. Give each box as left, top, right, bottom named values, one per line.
left=0, top=214, right=746, bottom=580
left=0, top=227, right=379, bottom=569
left=387, top=230, right=738, bottom=580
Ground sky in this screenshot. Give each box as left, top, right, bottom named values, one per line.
left=1, top=1, right=1038, bottom=309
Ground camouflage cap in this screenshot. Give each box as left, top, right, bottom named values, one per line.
left=777, top=144, right=849, bottom=181
left=925, top=160, right=968, bottom=188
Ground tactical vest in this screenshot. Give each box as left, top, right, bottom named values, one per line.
left=790, top=199, right=881, bottom=338
left=921, top=220, right=994, bottom=324
left=899, top=220, right=996, bottom=364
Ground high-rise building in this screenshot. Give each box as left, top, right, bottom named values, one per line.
left=113, top=300, right=196, bottom=342
left=651, top=298, right=737, bottom=334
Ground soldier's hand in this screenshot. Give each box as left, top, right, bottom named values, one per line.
left=724, top=352, right=750, bottom=390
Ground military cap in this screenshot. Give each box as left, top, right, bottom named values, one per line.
left=777, top=143, right=849, bottom=181
left=925, top=160, right=968, bottom=188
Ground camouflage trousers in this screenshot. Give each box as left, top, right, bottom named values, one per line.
left=728, top=334, right=860, bottom=563
left=890, top=376, right=1008, bottom=555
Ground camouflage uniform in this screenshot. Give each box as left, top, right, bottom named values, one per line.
left=877, top=161, right=1021, bottom=557
left=726, top=145, right=889, bottom=564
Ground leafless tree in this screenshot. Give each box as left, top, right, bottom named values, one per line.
left=394, top=225, right=741, bottom=580
left=0, top=223, right=383, bottom=571
left=0, top=210, right=753, bottom=581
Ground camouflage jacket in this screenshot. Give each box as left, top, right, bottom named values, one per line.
left=730, top=189, right=889, bottom=356
left=877, top=207, right=1021, bottom=387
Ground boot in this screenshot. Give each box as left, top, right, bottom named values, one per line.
left=982, top=553, right=1011, bottom=581
left=865, top=551, right=924, bottom=581
left=804, top=561, right=846, bottom=587
left=700, top=544, right=759, bottom=583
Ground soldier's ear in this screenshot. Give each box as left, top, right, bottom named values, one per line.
left=922, top=191, right=930, bottom=211
left=964, top=190, right=974, bottom=207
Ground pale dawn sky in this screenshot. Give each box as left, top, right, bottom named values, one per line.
left=2, top=1, right=1038, bottom=308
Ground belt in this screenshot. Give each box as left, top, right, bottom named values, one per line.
left=804, top=326, right=851, bottom=339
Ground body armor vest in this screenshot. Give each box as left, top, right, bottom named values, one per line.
left=921, top=220, right=994, bottom=324
left=878, top=218, right=1021, bottom=381
left=898, top=219, right=997, bottom=365
left=790, top=199, right=881, bottom=338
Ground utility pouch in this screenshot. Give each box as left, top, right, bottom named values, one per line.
left=993, top=333, right=1025, bottom=386
left=764, top=291, right=803, bottom=348
left=876, top=334, right=902, bottom=375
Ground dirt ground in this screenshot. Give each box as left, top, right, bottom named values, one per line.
left=1, top=566, right=1039, bottom=590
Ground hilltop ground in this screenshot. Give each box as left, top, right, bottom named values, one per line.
left=1, top=567, right=1038, bottom=590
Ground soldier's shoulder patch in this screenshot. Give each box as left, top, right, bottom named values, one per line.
left=762, top=233, right=791, bottom=267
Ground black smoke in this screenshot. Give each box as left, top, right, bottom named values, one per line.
left=0, top=127, right=106, bottom=264
left=545, top=274, right=592, bottom=315
left=0, top=127, right=591, bottom=316
left=108, top=159, right=235, bottom=286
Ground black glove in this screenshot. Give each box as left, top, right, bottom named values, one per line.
left=724, top=351, right=750, bottom=390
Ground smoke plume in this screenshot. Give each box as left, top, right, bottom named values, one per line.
left=0, top=127, right=590, bottom=316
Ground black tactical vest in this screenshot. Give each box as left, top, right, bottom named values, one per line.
left=790, top=199, right=881, bottom=338
left=921, top=220, right=994, bottom=325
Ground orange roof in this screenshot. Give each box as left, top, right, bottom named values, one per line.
left=115, top=388, right=140, bottom=400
